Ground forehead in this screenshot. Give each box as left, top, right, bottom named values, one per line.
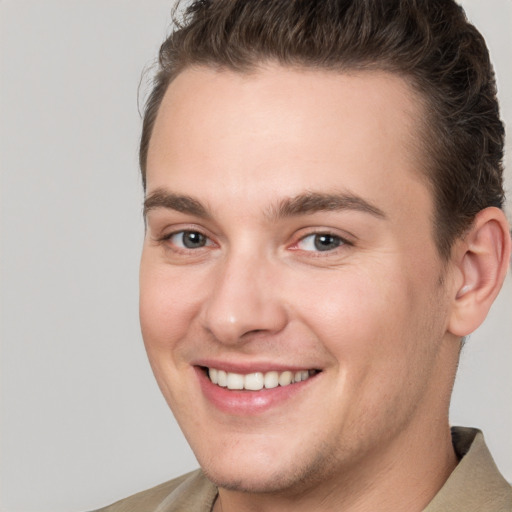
left=146, top=65, right=430, bottom=222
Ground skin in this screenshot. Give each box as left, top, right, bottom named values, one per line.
left=140, top=65, right=465, bottom=511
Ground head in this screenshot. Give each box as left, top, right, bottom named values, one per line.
left=138, top=0, right=510, bottom=506
left=140, top=0, right=506, bottom=260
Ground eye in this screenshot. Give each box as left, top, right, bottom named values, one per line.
left=168, top=230, right=212, bottom=249
left=296, top=233, right=345, bottom=252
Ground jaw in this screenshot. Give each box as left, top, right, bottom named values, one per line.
left=146, top=339, right=458, bottom=512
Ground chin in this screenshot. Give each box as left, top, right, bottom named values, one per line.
left=196, top=443, right=334, bottom=495
left=201, top=464, right=301, bottom=494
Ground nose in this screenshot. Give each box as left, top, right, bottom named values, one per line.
left=200, top=252, right=288, bottom=344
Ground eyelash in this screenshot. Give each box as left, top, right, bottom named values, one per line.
left=157, top=229, right=216, bottom=253
left=292, top=232, right=351, bottom=254
left=157, top=228, right=352, bottom=256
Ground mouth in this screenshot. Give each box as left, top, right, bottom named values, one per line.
left=204, top=367, right=320, bottom=391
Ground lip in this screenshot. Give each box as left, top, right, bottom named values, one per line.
left=194, top=364, right=320, bottom=416
left=194, top=358, right=317, bottom=374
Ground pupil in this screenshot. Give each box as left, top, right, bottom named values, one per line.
left=314, top=234, right=340, bottom=251
left=183, top=231, right=206, bottom=248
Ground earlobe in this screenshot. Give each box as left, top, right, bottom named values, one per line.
left=448, top=207, right=511, bottom=337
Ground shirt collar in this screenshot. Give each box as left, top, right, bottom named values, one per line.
left=424, top=427, right=512, bottom=511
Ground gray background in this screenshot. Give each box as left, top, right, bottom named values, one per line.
left=0, top=1, right=511, bottom=511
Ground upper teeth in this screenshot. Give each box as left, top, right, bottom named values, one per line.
left=208, top=368, right=314, bottom=390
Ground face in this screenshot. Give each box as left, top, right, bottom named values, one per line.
left=140, top=65, right=458, bottom=495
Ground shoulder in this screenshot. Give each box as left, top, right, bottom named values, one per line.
left=91, top=469, right=218, bottom=512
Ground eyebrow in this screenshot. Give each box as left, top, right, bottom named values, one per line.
left=269, top=191, right=386, bottom=220
left=143, top=189, right=386, bottom=221
left=144, top=189, right=211, bottom=219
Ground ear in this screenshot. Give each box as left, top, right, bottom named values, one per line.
left=448, top=207, right=511, bottom=337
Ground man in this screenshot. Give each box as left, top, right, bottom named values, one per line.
left=97, top=1, right=511, bottom=510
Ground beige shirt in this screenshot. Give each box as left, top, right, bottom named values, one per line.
left=93, top=427, right=512, bottom=512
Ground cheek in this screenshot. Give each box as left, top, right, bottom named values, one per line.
left=294, top=268, right=443, bottom=439
left=139, top=260, right=202, bottom=354
left=293, top=263, right=436, bottom=380
left=295, top=269, right=402, bottom=347
left=139, top=262, right=204, bottom=410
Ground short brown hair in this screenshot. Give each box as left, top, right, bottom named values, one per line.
left=140, top=0, right=505, bottom=259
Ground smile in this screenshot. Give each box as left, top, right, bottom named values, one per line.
left=207, top=368, right=319, bottom=391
